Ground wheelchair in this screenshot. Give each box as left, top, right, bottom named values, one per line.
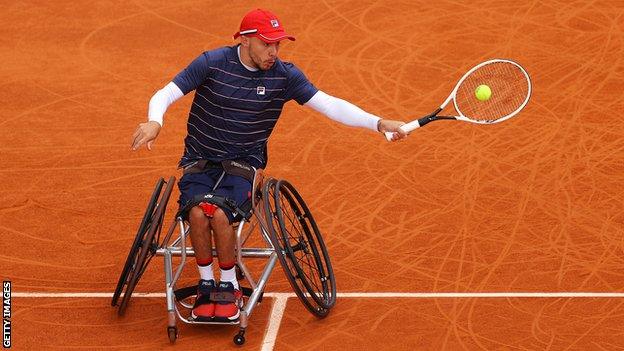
left=111, top=169, right=336, bottom=345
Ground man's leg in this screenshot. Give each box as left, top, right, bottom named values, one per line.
left=188, top=206, right=213, bottom=262
left=211, top=208, right=243, bottom=321
left=211, top=208, right=236, bottom=268
left=188, top=206, right=217, bottom=320
left=179, top=172, right=218, bottom=280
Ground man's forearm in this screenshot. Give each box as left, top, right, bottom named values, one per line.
left=304, top=90, right=381, bottom=131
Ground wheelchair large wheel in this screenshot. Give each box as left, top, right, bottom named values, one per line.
left=111, top=178, right=164, bottom=307
left=113, top=176, right=176, bottom=316
left=263, top=178, right=336, bottom=317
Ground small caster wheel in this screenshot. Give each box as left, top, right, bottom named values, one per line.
left=167, top=326, right=178, bottom=343
left=233, top=333, right=245, bottom=345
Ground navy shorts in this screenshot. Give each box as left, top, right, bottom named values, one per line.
left=178, top=169, right=252, bottom=223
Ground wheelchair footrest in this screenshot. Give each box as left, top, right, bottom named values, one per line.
left=174, top=285, right=262, bottom=303
left=185, top=318, right=241, bottom=326
left=174, top=285, right=197, bottom=301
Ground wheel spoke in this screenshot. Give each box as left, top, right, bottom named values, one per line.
left=292, top=255, right=323, bottom=292
left=264, top=179, right=335, bottom=316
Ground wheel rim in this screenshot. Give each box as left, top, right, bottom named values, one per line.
left=111, top=177, right=164, bottom=307
left=262, top=178, right=335, bottom=316
left=262, top=179, right=317, bottom=314
left=117, top=176, right=175, bottom=315
left=274, top=180, right=335, bottom=309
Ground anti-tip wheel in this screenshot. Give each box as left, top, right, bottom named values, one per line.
left=233, top=334, right=245, bottom=346
left=167, top=326, right=178, bottom=343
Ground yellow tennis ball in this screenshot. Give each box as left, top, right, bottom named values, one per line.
left=475, top=84, right=492, bottom=101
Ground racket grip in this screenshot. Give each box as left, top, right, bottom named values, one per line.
left=384, top=120, right=421, bottom=141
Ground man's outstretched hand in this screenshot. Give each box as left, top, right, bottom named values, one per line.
left=131, top=121, right=161, bottom=150
left=378, top=119, right=407, bottom=141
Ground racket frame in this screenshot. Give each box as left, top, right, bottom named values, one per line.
left=385, top=59, right=531, bottom=140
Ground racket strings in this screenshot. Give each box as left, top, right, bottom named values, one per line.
left=455, top=61, right=530, bottom=122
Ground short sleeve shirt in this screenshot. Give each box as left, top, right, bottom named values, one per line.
left=171, top=45, right=318, bottom=169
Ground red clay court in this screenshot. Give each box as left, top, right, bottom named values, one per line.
left=2, top=1, right=624, bottom=350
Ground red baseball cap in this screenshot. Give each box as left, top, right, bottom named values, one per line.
left=233, top=9, right=295, bottom=43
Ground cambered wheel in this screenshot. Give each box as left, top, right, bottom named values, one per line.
left=263, top=179, right=336, bottom=318
left=113, top=176, right=176, bottom=316
left=111, top=178, right=164, bottom=307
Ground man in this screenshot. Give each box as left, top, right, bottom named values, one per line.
left=131, top=8, right=407, bottom=322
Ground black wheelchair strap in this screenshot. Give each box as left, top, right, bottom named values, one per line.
left=176, top=192, right=252, bottom=222
left=221, top=160, right=255, bottom=182
left=174, top=284, right=259, bottom=301
left=210, top=291, right=236, bottom=303
left=183, top=159, right=255, bottom=183
left=182, top=160, right=222, bottom=175
left=178, top=159, right=254, bottom=221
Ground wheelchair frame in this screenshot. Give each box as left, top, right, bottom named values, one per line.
left=112, top=170, right=336, bottom=346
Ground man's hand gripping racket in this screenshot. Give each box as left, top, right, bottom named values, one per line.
left=385, top=59, right=532, bottom=141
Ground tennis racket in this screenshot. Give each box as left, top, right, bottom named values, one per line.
left=385, top=59, right=531, bottom=141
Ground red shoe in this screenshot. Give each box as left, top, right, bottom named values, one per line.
left=191, top=279, right=216, bottom=321
left=213, top=281, right=243, bottom=321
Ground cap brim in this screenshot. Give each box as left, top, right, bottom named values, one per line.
left=257, top=32, right=296, bottom=43
left=234, top=31, right=295, bottom=42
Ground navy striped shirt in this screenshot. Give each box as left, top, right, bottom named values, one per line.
left=172, top=45, right=318, bottom=169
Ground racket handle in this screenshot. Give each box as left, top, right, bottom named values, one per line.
left=384, top=119, right=421, bottom=141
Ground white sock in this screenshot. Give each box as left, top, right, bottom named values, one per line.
left=220, top=267, right=239, bottom=290
left=198, top=263, right=214, bottom=281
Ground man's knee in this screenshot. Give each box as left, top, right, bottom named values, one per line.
left=189, top=206, right=211, bottom=227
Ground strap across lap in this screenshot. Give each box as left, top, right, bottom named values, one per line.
left=177, top=192, right=252, bottom=221
left=182, top=159, right=255, bottom=182
left=176, top=159, right=255, bottom=220
left=210, top=291, right=237, bottom=303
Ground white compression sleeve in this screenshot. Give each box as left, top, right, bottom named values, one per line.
left=148, top=82, right=184, bottom=126
left=304, top=90, right=381, bottom=132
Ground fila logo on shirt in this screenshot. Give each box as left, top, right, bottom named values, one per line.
left=257, top=86, right=266, bottom=95
left=270, top=20, right=279, bottom=28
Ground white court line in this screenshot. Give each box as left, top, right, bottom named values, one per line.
left=12, top=291, right=624, bottom=351
left=336, top=292, right=624, bottom=298
left=12, top=292, right=624, bottom=298
left=261, top=293, right=289, bottom=351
